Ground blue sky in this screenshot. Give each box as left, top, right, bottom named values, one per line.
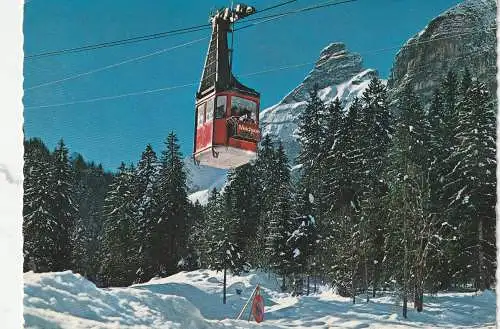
left=23, top=0, right=461, bottom=170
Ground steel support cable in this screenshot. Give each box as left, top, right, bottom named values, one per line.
left=25, top=37, right=209, bottom=91
left=240, top=0, right=358, bottom=25
left=25, top=45, right=493, bottom=110
left=253, top=0, right=299, bottom=14
left=25, top=1, right=330, bottom=90
left=25, top=25, right=212, bottom=60
left=25, top=0, right=304, bottom=60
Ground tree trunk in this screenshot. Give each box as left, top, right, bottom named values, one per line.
left=307, top=275, right=310, bottom=295
left=478, top=217, right=486, bottom=291
left=365, top=257, right=369, bottom=303
left=403, top=291, right=408, bottom=319
left=223, top=267, right=227, bottom=304
left=352, top=263, right=356, bottom=304
left=352, top=278, right=356, bottom=304
left=281, top=275, right=286, bottom=292
left=414, top=265, right=424, bottom=312
left=402, top=179, right=408, bottom=319
left=417, top=286, right=423, bottom=312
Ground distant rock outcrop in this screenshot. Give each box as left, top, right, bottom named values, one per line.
left=387, top=0, right=496, bottom=106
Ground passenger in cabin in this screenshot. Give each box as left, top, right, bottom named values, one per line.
left=231, top=105, right=241, bottom=117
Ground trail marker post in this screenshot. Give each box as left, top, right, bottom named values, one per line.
left=235, top=284, right=264, bottom=322
left=250, top=286, right=264, bottom=323
left=236, top=285, right=258, bottom=320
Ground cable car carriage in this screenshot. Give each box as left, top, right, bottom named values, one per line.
left=193, top=4, right=261, bottom=169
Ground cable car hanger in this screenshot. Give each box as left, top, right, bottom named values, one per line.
left=193, top=3, right=261, bottom=169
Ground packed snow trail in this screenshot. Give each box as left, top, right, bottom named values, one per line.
left=24, top=270, right=496, bottom=329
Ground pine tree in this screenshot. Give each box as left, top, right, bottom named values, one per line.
left=23, top=138, right=58, bottom=272
left=460, top=67, right=472, bottom=95
left=440, top=70, right=460, bottom=215
left=205, top=186, right=247, bottom=304
left=360, top=77, right=392, bottom=184
left=324, top=98, right=364, bottom=302
left=425, top=87, right=453, bottom=290
left=265, top=142, right=293, bottom=289
left=204, top=188, right=224, bottom=267
left=156, top=132, right=190, bottom=275
left=330, top=97, right=364, bottom=204
left=225, top=163, right=260, bottom=265
left=358, top=77, right=392, bottom=302
left=254, top=135, right=276, bottom=268
left=321, top=97, right=344, bottom=203
left=448, top=81, right=496, bottom=290
left=297, top=84, right=325, bottom=169
left=384, top=84, right=434, bottom=316
left=297, top=84, right=326, bottom=197
left=287, top=201, right=317, bottom=295
left=133, top=144, right=160, bottom=283
left=51, top=139, right=78, bottom=271
left=316, top=97, right=344, bottom=281
left=294, top=85, right=327, bottom=290
left=101, top=163, right=138, bottom=286
left=322, top=97, right=344, bottom=156
left=429, top=71, right=464, bottom=290
left=184, top=200, right=206, bottom=270
left=71, top=155, right=111, bottom=282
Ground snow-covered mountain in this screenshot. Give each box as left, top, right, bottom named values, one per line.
left=184, top=158, right=227, bottom=205
left=260, top=42, right=378, bottom=165
left=184, top=158, right=227, bottom=193
left=387, top=0, right=497, bottom=106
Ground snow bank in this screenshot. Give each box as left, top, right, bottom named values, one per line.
left=134, top=269, right=282, bottom=319
left=24, top=269, right=497, bottom=329
left=24, top=271, right=220, bottom=329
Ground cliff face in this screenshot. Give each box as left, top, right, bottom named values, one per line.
left=387, top=0, right=497, bottom=106
left=260, top=42, right=378, bottom=164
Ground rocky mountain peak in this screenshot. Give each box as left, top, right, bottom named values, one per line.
left=261, top=43, right=378, bottom=165
left=317, top=42, right=349, bottom=63
left=281, top=42, right=366, bottom=104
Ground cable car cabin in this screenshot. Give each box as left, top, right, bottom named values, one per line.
left=195, top=91, right=260, bottom=169
left=193, top=4, right=261, bottom=169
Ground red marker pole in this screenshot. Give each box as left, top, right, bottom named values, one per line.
left=251, top=286, right=265, bottom=323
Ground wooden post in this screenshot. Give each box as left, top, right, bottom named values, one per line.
left=248, top=286, right=259, bottom=321
left=235, top=285, right=258, bottom=320
left=223, top=267, right=227, bottom=304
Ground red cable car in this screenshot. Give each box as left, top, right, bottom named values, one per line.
left=193, top=4, right=261, bottom=169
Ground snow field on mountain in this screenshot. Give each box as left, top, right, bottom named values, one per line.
left=24, top=269, right=496, bottom=329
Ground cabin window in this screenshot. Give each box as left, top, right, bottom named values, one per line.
left=206, top=97, right=214, bottom=122
left=197, top=103, right=205, bottom=126
left=215, top=96, right=226, bottom=119
left=231, top=96, right=257, bottom=121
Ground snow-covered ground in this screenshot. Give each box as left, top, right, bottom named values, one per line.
left=24, top=269, right=496, bottom=329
